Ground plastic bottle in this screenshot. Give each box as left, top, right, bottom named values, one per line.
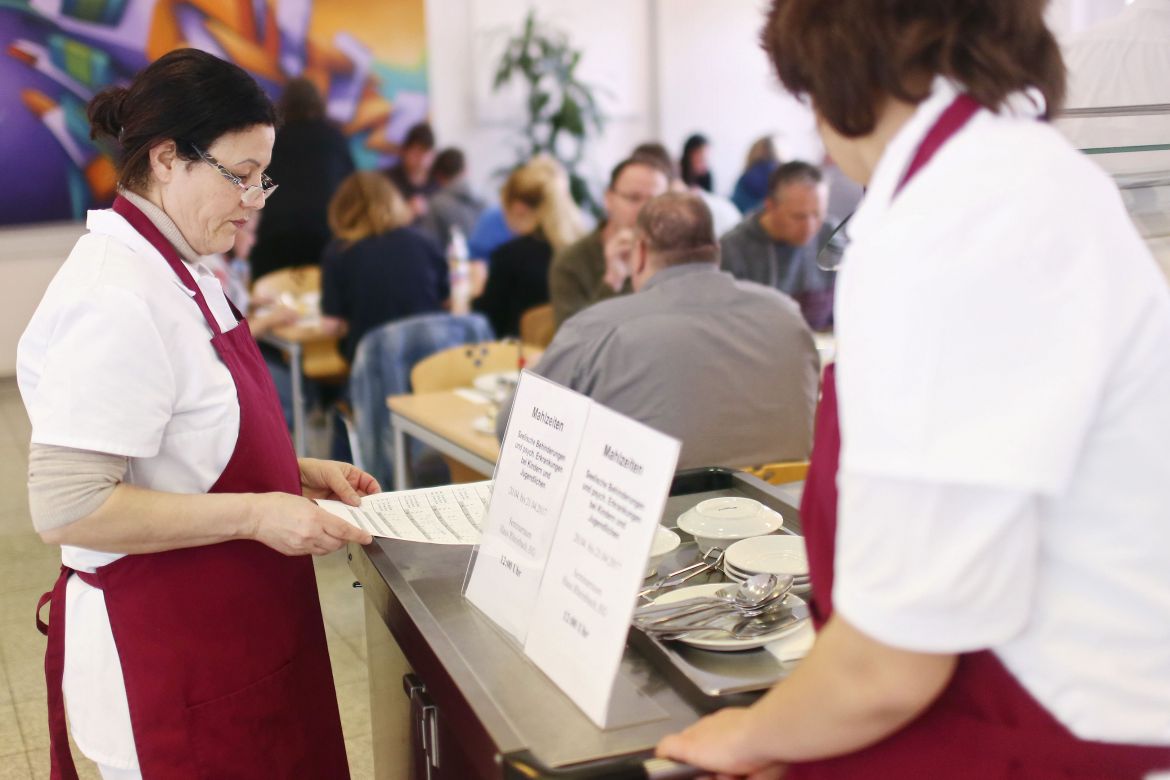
left=448, top=226, right=471, bottom=314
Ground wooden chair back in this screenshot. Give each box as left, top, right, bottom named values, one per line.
left=252, top=265, right=321, bottom=300
left=411, top=341, right=529, bottom=393
left=252, top=266, right=347, bottom=382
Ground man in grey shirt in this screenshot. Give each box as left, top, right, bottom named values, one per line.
left=720, top=161, right=836, bottom=331
left=500, top=192, right=819, bottom=470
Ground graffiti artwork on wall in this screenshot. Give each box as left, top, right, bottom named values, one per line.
left=0, top=0, right=428, bottom=226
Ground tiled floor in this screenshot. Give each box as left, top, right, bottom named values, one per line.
left=0, top=378, right=374, bottom=779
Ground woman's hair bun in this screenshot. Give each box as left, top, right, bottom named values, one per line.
left=87, top=85, right=129, bottom=141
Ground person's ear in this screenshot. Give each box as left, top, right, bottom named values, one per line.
left=148, top=140, right=179, bottom=185
left=634, top=237, right=650, bottom=276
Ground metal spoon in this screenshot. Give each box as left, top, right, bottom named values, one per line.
left=635, top=574, right=792, bottom=626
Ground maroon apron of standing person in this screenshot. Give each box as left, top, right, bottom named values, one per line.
left=791, top=96, right=1170, bottom=778
left=36, top=196, right=350, bottom=779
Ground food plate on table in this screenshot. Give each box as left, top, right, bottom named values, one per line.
left=648, top=583, right=808, bottom=651
left=471, top=415, right=496, bottom=435
left=472, top=371, right=521, bottom=396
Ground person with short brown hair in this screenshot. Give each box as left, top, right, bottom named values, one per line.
left=657, top=2, right=1170, bottom=777
left=499, top=192, right=818, bottom=469
left=720, top=160, right=834, bottom=330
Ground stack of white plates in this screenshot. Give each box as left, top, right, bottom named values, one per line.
left=724, top=535, right=811, bottom=594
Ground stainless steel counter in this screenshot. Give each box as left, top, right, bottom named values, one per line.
left=349, top=468, right=802, bottom=778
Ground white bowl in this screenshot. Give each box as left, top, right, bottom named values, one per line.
left=645, top=526, right=681, bottom=578
left=677, top=497, right=783, bottom=554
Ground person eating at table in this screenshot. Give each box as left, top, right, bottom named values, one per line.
left=497, top=192, right=818, bottom=470
left=657, top=1, right=1170, bottom=777
left=18, top=49, right=377, bottom=779
left=548, top=156, right=670, bottom=326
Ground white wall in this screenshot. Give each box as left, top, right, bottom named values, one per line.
left=654, top=0, right=820, bottom=196
left=424, top=0, right=656, bottom=202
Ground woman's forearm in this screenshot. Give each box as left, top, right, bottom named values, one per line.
left=744, top=616, right=956, bottom=762
left=39, top=483, right=257, bottom=554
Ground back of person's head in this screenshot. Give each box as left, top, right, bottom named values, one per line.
left=87, top=48, right=276, bottom=193
left=744, top=136, right=779, bottom=171
left=402, top=122, right=436, bottom=151
left=431, top=148, right=466, bottom=183
left=631, top=142, right=679, bottom=181
left=767, top=160, right=823, bottom=200
left=500, top=154, right=586, bottom=251
left=328, top=171, right=412, bottom=246
left=762, top=0, right=1064, bottom=138
left=278, top=77, right=326, bottom=123
left=636, top=192, right=719, bottom=269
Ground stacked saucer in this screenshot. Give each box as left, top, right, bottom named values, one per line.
left=724, top=535, right=811, bottom=595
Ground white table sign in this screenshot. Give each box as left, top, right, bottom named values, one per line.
left=522, top=403, right=681, bottom=727
left=463, top=372, right=592, bottom=642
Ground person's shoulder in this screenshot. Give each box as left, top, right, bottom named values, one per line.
left=551, top=229, right=600, bottom=266
left=723, top=272, right=805, bottom=316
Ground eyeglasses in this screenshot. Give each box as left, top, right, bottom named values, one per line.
left=816, top=211, right=853, bottom=272
left=189, top=143, right=278, bottom=206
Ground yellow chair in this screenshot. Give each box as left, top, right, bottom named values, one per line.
left=745, top=460, right=810, bottom=485
left=410, top=341, right=539, bottom=484
left=410, top=340, right=539, bottom=394
left=251, top=266, right=348, bottom=382
left=519, top=303, right=556, bottom=349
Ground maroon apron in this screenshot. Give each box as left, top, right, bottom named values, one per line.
left=36, top=196, right=350, bottom=779
left=791, top=96, right=1170, bottom=778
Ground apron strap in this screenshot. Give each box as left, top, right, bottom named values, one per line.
left=40, top=566, right=81, bottom=780
left=893, top=93, right=982, bottom=198
left=112, top=195, right=229, bottom=338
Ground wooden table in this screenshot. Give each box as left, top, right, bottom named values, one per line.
left=388, top=391, right=501, bottom=489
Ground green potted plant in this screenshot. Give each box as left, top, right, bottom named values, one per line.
left=492, top=10, right=607, bottom=215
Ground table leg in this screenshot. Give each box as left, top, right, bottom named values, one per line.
left=393, top=424, right=410, bottom=491
left=289, top=342, right=305, bottom=456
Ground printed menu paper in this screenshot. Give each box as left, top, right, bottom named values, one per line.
left=463, top=373, right=592, bottom=642
left=522, top=403, right=680, bottom=727
left=318, top=482, right=491, bottom=544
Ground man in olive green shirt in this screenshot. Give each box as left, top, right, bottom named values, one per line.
left=549, top=157, right=669, bottom=326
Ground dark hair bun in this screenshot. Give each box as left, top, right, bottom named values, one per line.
left=88, top=85, right=129, bottom=141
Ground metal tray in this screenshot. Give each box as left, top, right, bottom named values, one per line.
left=627, top=467, right=806, bottom=712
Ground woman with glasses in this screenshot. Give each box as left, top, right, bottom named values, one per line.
left=17, top=49, right=377, bottom=779
left=658, top=1, right=1170, bottom=777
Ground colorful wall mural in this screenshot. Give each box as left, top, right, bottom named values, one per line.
left=0, top=0, right=429, bottom=226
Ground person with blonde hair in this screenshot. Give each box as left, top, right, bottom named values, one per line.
left=472, top=155, right=587, bottom=337
left=321, top=171, right=449, bottom=360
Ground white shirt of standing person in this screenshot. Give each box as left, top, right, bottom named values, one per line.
left=17, top=208, right=243, bottom=769
left=832, top=78, right=1170, bottom=746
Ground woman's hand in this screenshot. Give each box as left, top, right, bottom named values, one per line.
left=248, top=491, right=373, bottom=555
left=656, top=707, right=785, bottom=780
left=298, top=458, right=380, bottom=504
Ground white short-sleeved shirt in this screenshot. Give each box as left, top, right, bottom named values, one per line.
left=831, top=79, right=1170, bottom=745
left=17, top=208, right=242, bottom=767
